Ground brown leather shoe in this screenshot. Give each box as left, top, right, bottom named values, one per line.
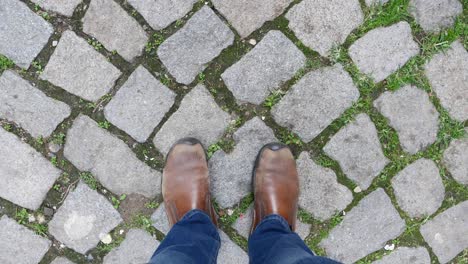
left=162, top=138, right=218, bottom=227
left=251, top=143, right=299, bottom=234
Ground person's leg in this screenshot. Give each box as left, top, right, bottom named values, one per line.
left=148, top=138, right=220, bottom=264
left=249, top=143, right=341, bottom=264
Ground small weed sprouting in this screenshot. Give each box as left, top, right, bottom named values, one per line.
left=53, top=184, right=61, bottom=191
left=80, top=172, right=99, bottom=190
left=52, top=133, right=66, bottom=145
left=50, top=156, right=58, bottom=167
left=98, top=121, right=111, bottom=129
left=15, top=208, right=29, bottom=225
left=145, top=33, right=165, bottom=53
left=207, top=143, right=222, bottom=158
left=35, top=136, right=44, bottom=147
left=198, top=72, right=206, bottom=82
left=2, top=123, right=12, bottom=132
left=31, top=61, right=43, bottom=74
left=111, top=194, right=127, bottom=209
left=87, top=39, right=103, bottom=51
left=145, top=201, right=159, bottom=209
left=263, top=90, right=285, bottom=109
left=0, top=54, right=14, bottom=71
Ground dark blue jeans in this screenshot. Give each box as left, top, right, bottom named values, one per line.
left=149, top=209, right=340, bottom=264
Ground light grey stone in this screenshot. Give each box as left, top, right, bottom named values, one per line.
left=409, top=0, right=463, bottom=33
left=64, top=115, right=161, bottom=198
left=49, top=182, right=123, bottom=254
left=425, top=41, right=467, bottom=122
left=217, top=230, right=249, bottom=264
left=373, top=247, right=430, bottom=264
left=104, top=66, right=176, bottom=142
left=420, top=201, right=468, bottom=263
left=41, top=31, right=121, bottom=102
left=82, top=0, right=148, bottom=61
left=30, top=0, right=82, bottom=16
left=232, top=205, right=310, bottom=240
left=392, top=159, right=444, bottom=218
left=443, top=135, right=468, bottom=185
left=319, top=189, right=406, bottom=263
left=127, top=0, right=197, bottom=30
left=0, top=70, right=71, bottom=138
left=272, top=64, right=360, bottom=142
left=151, top=203, right=171, bottom=235
left=323, top=114, right=390, bottom=190
left=50, top=257, right=75, bottom=264
left=221, top=30, right=305, bottom=105
left=210, top=117, right=277, bottom=208
left=374, top=85, right=439, bottom=154
left=0, top=0, right=53, bottom=68
left=365, top=0, right=390, bottom=6
left=297, top=152, right=353, bottom=221
left=212, top=0, right=292, bottom=38
left=286, top=0, right=363, bottom=57
left=0, top=127, right=61, bottom=210
left=157, top=6, right=234, bottom=84
left=103, top=229, right=159, bottom=264
left=0, top=215, right=51, bottom=264
left=349, top=21, right=419, bottom=82
left=153, top=84, right=230, bottom=155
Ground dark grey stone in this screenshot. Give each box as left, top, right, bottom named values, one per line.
left=272, top=64, right=360, bottom=142
left=349, top=22, right=419, bottom=82
left=82, top=0, right=148, bottom=61
left=49, top=182, right=123, bottom=254
left=157, top=6, right=234, bottom=84
left=319, top=189, right=406, bottom=263
left=221, top=30, right=305, bottom=105
left=104, top=66, right=176, bottom=142
left=372, top=247, right=430, bottom=264
left=420, top=201, right=468, bottom=263
left=286, top=0, right=363, bottom=56
left=0, top=127, right=61, bottom=210
left=443, top=133, right=468, bottom=185
left=0, top=70, right=71, bottom=138
left=64, top=115, right=161, bottom=198
left=0, top=0, right=53, bottom=68
left=41, top=31, right=121, bottom=102
left=323, top=114, right=389, bottom=190
left=409, top=0, right=463, bottom=33
left=30, top=0, right=82, bottom=17
left=103, top=229, right=159, bottom=264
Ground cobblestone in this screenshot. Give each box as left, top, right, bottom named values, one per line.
left=41, top=31, right=121, bottom=102
left=324, top=114, right=389, bottom=190
left=151, top=203, right=170, bottom=235
left=0, top=70, right=71, bottom=138
left=374, top=85, right=439, bottom=154
left=286, top=0, right=363, bottom=56
left=409, top=0, right=463, bottom=33
left=443, top=133, right=468, bottom=185
left=372, top=247, right=430, bottom=264
left=157, top=6, right=234, bottom=84
left=103, top=229, right=159, bottom=264
left=49, top=182, right=123, bottom=254
left=0, top=0, right=53, bottom=68
left=104, top=66, right=176, bottom=142
left=349, top=22, right=419, bottom=82
left=365, top=0, right=390, bottom=6
left=272, top=64, right=359, bottom=142
left=64, top=115, right=161, bottom=198
left=222, top=30, right=305, bottom=105
left=50, top=257, right=75, bottom=264
left=30, top=0, right=82, bottom=17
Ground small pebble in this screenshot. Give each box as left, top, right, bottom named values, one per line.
left=249, top=39, right=257, bottom=45
left=353, top=186, right=362, bottom=193
left=100, top=234, right=112, bottom=244
left=43, top=207, right=54, bottom=216
left=52, top=40, right=58, bottom=47
left=261, top=116, right=265, bottom=120
left=48, top=143, right=61, bottom=153
left=384, top=244, right=395, bottom=251
left=227, top=209, right=234, bottom=216
left=37, top=214, right=46, bottom=224
left=119, top=229, right=124, bottom=235
left=28, top=214, right=36, bottom=223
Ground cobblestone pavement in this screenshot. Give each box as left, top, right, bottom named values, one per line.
left=0, top=0, right=467, bottom=263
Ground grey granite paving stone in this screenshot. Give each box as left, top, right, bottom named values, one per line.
left=212, top=0, right=292, bottom=38
left=0, top=70, right=71, bottom=138
left=296, top=152, right=353, bottom=221
left=151, top=203, right=171, bottom=235
left=103, top=229, right=160, bottom=264
left=374, top=85, right=439, bottom=154
left=218, top=230, right=249, bottom=264
left=82, top=0, right=148, bottom=61
left=319, top=189, right=406, bottom=263
left=49, top=182, right=123, bottom=254
left=420, top=201, right=468, bottom=263
left=221, top=30, right=305, bottom=105
left=391, top=159, right=444, bottom=218
left=349, top=21, right=419, bottom=82
left=0, top=0, right=53, bottom=68
left=286, top=0, right=363, bottom=57
left=157, top=6, right=234, bottom=84
left=40, top=30, right=121, bottom=102
left=153, top=84, right=230, bottom=155
left=127, top=0, right=197, bottom=30
left=365, top=0, right=390, bottom=6
left=30, top=0, right=82, bottom=17
left=232, top=205, right=310, bottom=240
left=104, top=66, right=176, bottom=142
left=50, top=257, right=75, bottom=264
left=425, top=40, right=467, bottom=122
left=409, top=0, right=463, bottom=33
left=0, top=127, right=61, bottom=210
left=0, top=215, right=51, bottom=264
left=64, top=115, right=161, bottom=198
left=372, top=247, right=430, bottom=264
left=272, top=64, right=360, bottom=142
left=210, top=117, right=278, bottom=208
left=443, top=134, right=468, bottom=185
left=323, top=114, right=390, bottom=190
